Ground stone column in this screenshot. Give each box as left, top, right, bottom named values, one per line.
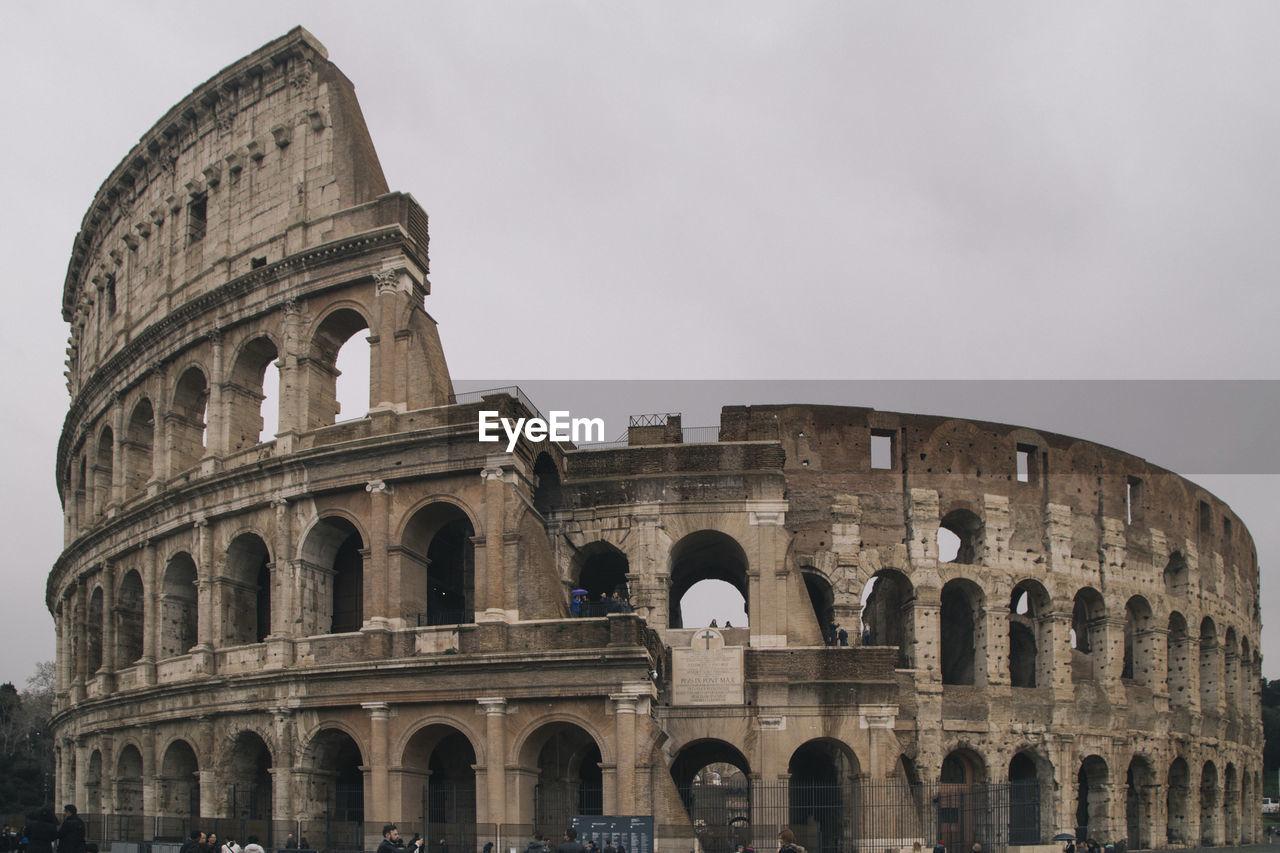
left=478, top=698, right=508, bottom=825
left=110, top=397, right=125, bottom=511
left=747, top=501, right=788, bottom=647
left=194, top=519, right=216, bottom=673
left=73, top=579, right=89, bottom=702
left=611, top=695, right=638, bottom=813
left=363, top=703, right=392, bottom=827
left=371, top=269, right=400, bottom=411
left=275, top=298, right=304, bottom=453
left=205, top=330, right=225, bottom=462
left=99, top=561, right=117, bottom=691
left=479, top=461, right=512, bottom=620
left=273, top=709, right=296, bottom=821
left=74, top=738, right=90, bottom=811
left=151, top=370, right=168, bottom=488
left=140, top=541, right=158, bottom=685
left=141, top=726, right=159, bottom=817
left=365, top=480, right=391, bottom=627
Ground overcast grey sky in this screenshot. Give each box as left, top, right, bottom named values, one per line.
left=2, top=3, right=1278, bottom=686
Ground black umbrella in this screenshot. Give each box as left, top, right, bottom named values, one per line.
left=1052, top=835, right=1075, bottom=843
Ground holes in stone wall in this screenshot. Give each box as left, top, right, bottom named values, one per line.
left=938, top=509, right=982, bottom=564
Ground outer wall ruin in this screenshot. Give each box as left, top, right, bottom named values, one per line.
left=49, top=28, right=1262, bottom=853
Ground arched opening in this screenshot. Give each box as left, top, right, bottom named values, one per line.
left=159, top=740, right=200, bottom=821
left=1008, top=752, right=1043, bottom=845
left=300, top=517, right=365, bottom=635
left=1163, top=551, right=1188, bottom=595
left=86, top=586, right=104, bottom=674
left=170, top=366, right=209, bottom=474
left=1166, top=757, right=1190, bottom=846
left=400, top=725, right=478, bottom=835
left=161, top=553, right=199, bottom=658
left=94, top=427, right=114, bottom=517
left=402, top=503, right=476, bottom=626
left=227, top=336, right=280, bottom=450
left=669, top=531, right=749, bottom=629
left=939, top=749, right=987, bottom=853
left=74, top=455, right=87, bottom=528
left=223, top=533, right=271, bottom=645
left=302, top=730, right=365, bottom=831
left=1241, top=638, right=1254, bottom=720
left=572, top=542, right=630, bottom=617
left=1008, top=581, right=1051, bottom=688
left=1070, top=588, right=1106, bottom=683
left=123, top=399, right=155, bottom=499
left=670, top=739, right=751, bottom=852
left=227, top=731, right=273, bottom=821
left=85, top=750, right=103, bottom=816
left=1125, top=756, right=1154, bottom=849
left=308, top=308, right=370, bottom=428
left=1224, top=627, right=1240, bottom=714
left=115, top=569, right=145, bottom=666
left=861, top=569, right=914, bottom=666
left=788, top=740, right=859, bottom=853
left=938, top=509, right=982, bottom=564
left=1075, top=755, right=1108, bottom=840
left=115, top=744, right=144, bottom=814
left=1200, top=761, right=1220, bottom=846
left=532, top=452, right=562, bottom=516
left=802, top=571, right=835, bottom=643
left=1167, top=612, right=1191, bottom=708
left=1200, top=617, right=1220, bottom=712
left=520, top=723, right=603, bottom=834
left=1122, top=596, right=1154, bottom=685
left=940, top=579, right=984, bottom=686
left=1224, top=762, right=1240, bottom=845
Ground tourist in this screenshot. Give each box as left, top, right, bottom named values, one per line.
left=56, top=807, right=85, bottom=853
left=243, top=837, right=265, bottom=853
left=776, top=828, right=805, bottom=853
left=556, top=829, right=585, bottom=853
left=21, top=810, right=58, bottom=853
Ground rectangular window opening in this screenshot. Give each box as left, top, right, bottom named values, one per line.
left=187, top=193, right=208, bottom=245
left=1126, top=476, right=1143, bottom=525
left=1198, top=500, right=1212, bottom=538
left=870, top=430, right=894, bottom=470
left=1016, top=443, right=1037, bottom=484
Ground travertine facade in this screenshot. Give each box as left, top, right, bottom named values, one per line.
left=49, top=29, right=1262, bottom=853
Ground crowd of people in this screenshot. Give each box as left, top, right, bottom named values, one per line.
left=569, top=592, right=632, bottom=618
left=3, top=805, right=87, bottom=853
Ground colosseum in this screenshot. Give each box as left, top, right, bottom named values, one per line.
left=49, top=27, right=1262, bottom=853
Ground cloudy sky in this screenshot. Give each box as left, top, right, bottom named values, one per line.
left=2, top=2, right=1278, bottom=686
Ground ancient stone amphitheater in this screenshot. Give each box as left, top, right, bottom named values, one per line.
left=49, top=28, right=1262, bottom=853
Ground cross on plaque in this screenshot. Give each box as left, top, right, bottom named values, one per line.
left=698, top=629, right=716, bottom=649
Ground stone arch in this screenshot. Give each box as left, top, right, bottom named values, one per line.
left=170, top=364, right=209, bottom=474
left=1224, top=762, right=1240, bottom=845
left=1075, top=754, right=1109, bottom=839
left=788, top=739, right=860, bottom=853
left=1167, top=611, right=1192, bottom=708
left=115, top=742, right=144, bottom=814
left=939, top=747, right=989, bottom=853
left=802, top=569, right=835, bottom=642
left=1125, top=754, right=1156, bottom=849
left=93, top=425, right=114, bottom=517
left=399, top=722, right=479, bottom=829
left=402, top=501, right=476, bottom=626
left=938, top=507, right=983, bottom=565
left=1224, top=626, right=1240, bottom=713
left=940, top=578, right=984, bottom=686
left=1200, top=617, right=1220, bottom=711
left=115, top=568, right=145, bottom=666
left=668, top=530, right=749, bottom=630
left=1122, top=595, right=1155, bottom=685
left=85, top=749, right=103, bottom=816
left=160, top=551, right=199, bottom=658
left=222, top=532, right=271, bottom=646
left=1200, top=760, right=1220, bottom=846
left=159, top=738, right=200, bottom=818
left=517, top=720, right=606, bottom=833
left=1008, top=747, right=1053, bottom=845
left=299, top=515, right=366, bottom=635
left=123, top=397, right=155, bottom=499
left=572, top=541, right=631, bottom=615
left=1008, top=579, right=1052, bottom=688
left=226, top=729, right=273, bottom=820
left=227, top=334, right=281, bottom=451
left=669, top=738, right=753, bottom=845
left=300, top=726, right=367, bottom=825
left=532, top=451, right=563, bottom=516
left=86, top=584, right=104, bottom=674
left=1070, top=587, right=1106, bottom=683
left=860, top=568, right=914, bottom=666
left=306, top=304, right=371, bottom=428
left=1166, top=756, right=1191, bottom=846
